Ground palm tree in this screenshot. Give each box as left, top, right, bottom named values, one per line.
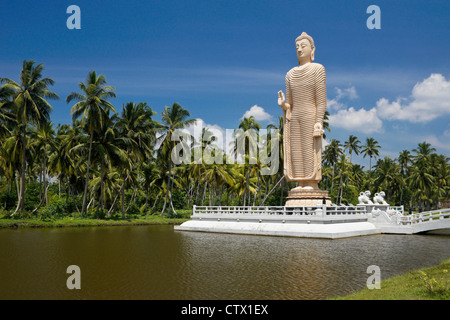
left=342, top=135, right=361, bottom=202
left=373, top=157, right=401, bottom=203
left=90, top=169, right=122, bottom=215
left=0, top=85, right=15, bottom=138
left=408, top=165, right=434, bottom=210
left=66, top=71, right=116, bottom=216
left=429, top=154, right=449, bottom=209
left=323, top=110, right=331, bottom=139
left=1, top=60, right=59, bottom=215
left=234, top=116, right=261, bottom=156
left=141, top=160, right=166, bottom=214
left=349, top=163, right=365, bottom=202
left=323, top=139, right=342, bottom=196
left=266, top=116, right=285, bottom=204
left=114, top=102, right=158, bottom=216
left=266, top=116, right=284, bottom=168
left=398, top=150, right=411, bottom=175
left=335, top=154, right=352, bottom=204
left=82, top=113, right=130, bottom=214
left=157, top=103, right=195, bottom=216
left=202, top=161, right=234, bottom=206
left=397, top=149, right=412, bottom=205
left=412, top=142, right=436, bottom=167
left=30, top=121, right=57, bottom=206
left=1, top=129, right=22, bottom=208
left=344, top=135, right=361, bottom=164
left=362, top=137, right=381, bottom=192
left=48, top=124, right=78, bottom=201
left=115, top=102, right=158, bottom=161
left=234, top=116, right=261, bottom=206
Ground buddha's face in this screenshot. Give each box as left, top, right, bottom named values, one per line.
left=296, top=39, right=314, bottom=64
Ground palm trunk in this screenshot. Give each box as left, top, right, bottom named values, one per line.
left=257, top=175, right=262, bottom=205
left=168, top=164, right=176, bottom=217
left=338, top=174, right=343, bottom=204
left=245, top=167, right=250, bottom=206
left=330, top=164, right=335, bottom=195
left=39, top=163, right=43, bottom=202
left=72, top=188, right=81, bottom=214
left=43, top=146, right=48, bottom=206
left=81, top=131, right=94, bottom=216
left=107, top=174, right=128, bottom=218
left=98, top=158, right=105, bottom=213
left=161, top=160, right=171, bottom=216
left=150, top=193, right=160, bottom=215
left=279, top=177, right=284, bottom=206
left=263, top=175, right=284, bottom=205
left=201, top=181, right=208, bottom=205
left=12, top=132, right=27, bottom=216
left=121, top=184, right=126, bottom=218
left=126, top=188, right=137, bottom=212
left=194, top=179, right=201, bottom=205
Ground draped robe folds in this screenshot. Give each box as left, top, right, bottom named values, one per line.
left=283, top=63, right=327, bottom=182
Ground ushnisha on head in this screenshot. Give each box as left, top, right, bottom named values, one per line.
left=295, top=32, right=315, bottom=65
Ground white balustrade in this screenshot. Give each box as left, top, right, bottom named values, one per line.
left=397, top=208, right=450, bottom=225
left=192, top=205, right=368, bottom=221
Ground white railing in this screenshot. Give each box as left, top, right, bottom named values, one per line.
left=390, top=206, right=404, bottom=214
left=192, top=205, right=368, bottom=220
left=397, top=208, right=450, bottom=225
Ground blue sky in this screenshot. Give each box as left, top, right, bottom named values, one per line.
left=1, top=0, right=449, bottom=168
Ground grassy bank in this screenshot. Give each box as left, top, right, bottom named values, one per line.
left=331, top=258, right=450, bottom=300
left=0, top=214, right=190, bottom=229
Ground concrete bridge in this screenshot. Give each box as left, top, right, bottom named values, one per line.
left=371, top=208, right=450, bottom=235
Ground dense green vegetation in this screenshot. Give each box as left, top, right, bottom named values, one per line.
left=0, top=210, right=189, bottom=229
left=0, top=60, right=449, bottom=222
left=331, top=259, right=450, bottom=300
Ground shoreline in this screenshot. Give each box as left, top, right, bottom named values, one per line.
left=330, top=258, right=450, bottom=300
left=0, top=216, right=189, bottom=229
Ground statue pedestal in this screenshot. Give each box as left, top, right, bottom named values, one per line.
left=285, top=182, right=331, bottom=206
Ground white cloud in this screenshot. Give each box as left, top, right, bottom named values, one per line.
left=183, top=118, right=226, bottom=150
left=327, top=86, right=358, bottom=111
left=336, top=86, right=358, bottom=100
left=327, top=98, right=345, bottom=111
left=325, top=85, right=384, bottom=134
left=327, top=73, right=450, bottom=135
left=376, top=73, right=450, bottom=123
left=423, top=135, right=450, bottom=152
left=242, top=105, right=273, bottom=121
left=444, top=129, right=450, bottom=138
left=329, top=107, right=383, bottom=134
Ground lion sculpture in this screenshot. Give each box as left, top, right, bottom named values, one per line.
left=373, top=191, right=388, bottom=205
left=358, top=191, right=373, bottom=205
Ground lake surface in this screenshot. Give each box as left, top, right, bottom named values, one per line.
left=0, top=225, right=449, bottom=300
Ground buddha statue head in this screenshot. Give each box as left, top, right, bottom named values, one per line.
left=295, top=32, right=315, bottom=65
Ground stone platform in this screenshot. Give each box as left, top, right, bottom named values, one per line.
left=174, top=205, right=380, bottom=239
left=175, top=220, right=378, bottom=239
left=285, top=187, right=331, bottom=206
left=175, top=205, right=450, bottom=239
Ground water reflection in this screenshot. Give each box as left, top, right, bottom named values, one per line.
left=0, top=226, right=448, bottom=299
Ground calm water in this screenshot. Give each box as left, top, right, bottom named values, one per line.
left=0, top=225, right=449, bottom=300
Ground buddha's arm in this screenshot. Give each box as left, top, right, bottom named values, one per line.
left=315, top=66, right=327, bottom=125
left=285, top=75, right=292, bottom=119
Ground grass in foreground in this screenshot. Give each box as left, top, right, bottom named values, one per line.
left=330, top=259, right=450, bottom=300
